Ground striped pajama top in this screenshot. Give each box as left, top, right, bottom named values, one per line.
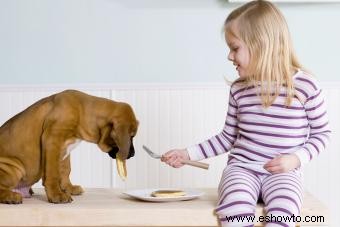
left=187, top=70, right=331, bottom=174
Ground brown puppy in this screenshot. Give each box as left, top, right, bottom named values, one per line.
left=0, top=90, right=138, bottom=204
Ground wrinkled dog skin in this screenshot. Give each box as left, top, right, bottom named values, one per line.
left=0, top=90, right=138, bottom=204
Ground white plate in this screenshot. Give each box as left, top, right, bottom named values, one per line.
left=123, top=188, right=204, bottom=202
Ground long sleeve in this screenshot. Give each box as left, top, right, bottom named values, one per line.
left=294, top=84, right=331, bottom=167
left=187, top=89, right=239, bottom=161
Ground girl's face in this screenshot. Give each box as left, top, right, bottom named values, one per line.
left=225, top=24, right=250, bottom=78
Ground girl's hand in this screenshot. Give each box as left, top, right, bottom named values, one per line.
left=264, top=154, right=301, bottom=174
left=161, top=149, right=189, bottom=168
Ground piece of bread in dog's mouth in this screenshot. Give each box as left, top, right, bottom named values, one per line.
left=151, top=190, right=186, bottom=197
left=116, top=153, right=127, bottom=181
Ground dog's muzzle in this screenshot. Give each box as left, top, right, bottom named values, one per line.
left=108, top=145, right=135, bottom=160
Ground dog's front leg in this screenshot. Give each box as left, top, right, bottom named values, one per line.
left=60, top=156, right=84, bottom=196
left=42, top=130, right=72, bottom=203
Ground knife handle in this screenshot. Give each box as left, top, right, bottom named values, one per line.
left=182, top=160, right=209, bottom=170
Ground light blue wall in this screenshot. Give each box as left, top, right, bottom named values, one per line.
left=0, top=0, right=339, bottom=84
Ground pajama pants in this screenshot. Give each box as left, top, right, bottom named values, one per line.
left=216, top=166, right=302, bottom=227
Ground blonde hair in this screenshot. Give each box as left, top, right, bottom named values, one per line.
left=225, top=0, right=301, bottom=107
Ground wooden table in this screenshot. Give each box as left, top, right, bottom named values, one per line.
left=0, top=188, right=329, bottom=227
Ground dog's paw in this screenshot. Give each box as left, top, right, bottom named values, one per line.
left=61, top=184, right=84, bottom=196
left=47, top=192, right=73, bottom=204
left=0, top=190, right=23, bottom=204
left=70, top=185, right=84, bottom=196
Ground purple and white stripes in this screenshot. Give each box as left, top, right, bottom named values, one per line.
left=216, top=166, right=302, bottom=227
left=187, top=70, right=331, bottom=173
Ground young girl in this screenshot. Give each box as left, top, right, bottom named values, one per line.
left=161, top=1, right=331, bottom=226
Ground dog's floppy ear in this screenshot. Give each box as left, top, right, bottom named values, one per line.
left=110, top=120, right=131, bottom=159
left=98, top=124, right=113, bottom=152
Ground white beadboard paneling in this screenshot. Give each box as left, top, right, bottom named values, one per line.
left=70, top=142, right=112, bottom=188
left=158, top=90, right=172, bottom=188
left=0, top=91, right=53, bottom=126
left=0, top=83, right=339, bottom=227
left=303, top=87, right=340, bottom=226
